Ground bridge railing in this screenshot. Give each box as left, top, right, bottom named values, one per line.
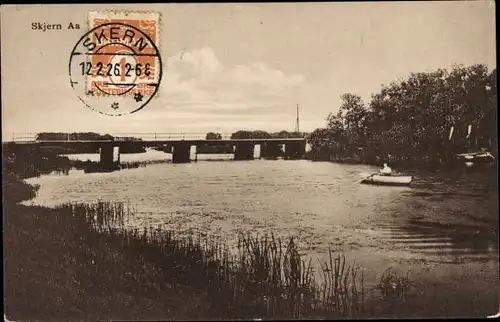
left=8, top=132, right=234, bottom=142
left=8, top=132, right=308, bottom=143
left=9, top=133, right=38, bottom=142
left=112, top=133, right=234, bottom=141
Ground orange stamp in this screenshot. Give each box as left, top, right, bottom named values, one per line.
left=69, top=11, right=162, bottom=116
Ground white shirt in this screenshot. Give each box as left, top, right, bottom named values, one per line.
left=380, top=166, right=392, bottom=175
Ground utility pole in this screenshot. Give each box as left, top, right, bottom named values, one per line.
left=295, top=104, right=300, bottom=133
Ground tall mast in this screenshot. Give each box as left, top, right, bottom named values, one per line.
left=295, top=104, right=300, bottom=133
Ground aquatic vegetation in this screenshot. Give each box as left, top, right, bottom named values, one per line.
left=120, top=160, right=169, bottom=169
left=378, top=267, right=410, bottom=302
left=5, top=199, right=409, bottom=320
left=58, top=202, right=375, bottom=318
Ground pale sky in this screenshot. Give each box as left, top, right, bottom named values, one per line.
left=1, top=2, right=496, bottom=140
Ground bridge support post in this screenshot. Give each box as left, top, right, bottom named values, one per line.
left=160, top=144, right=173, bottom=154
left=234, top=142, right=255, bottom=160
left=260, top=142, right=282, bottom=159
left=99, top=144, right=119, bottom=171
left=172, top=143, right=191, bottom=163
left=284, top=141, right=306, bottom=160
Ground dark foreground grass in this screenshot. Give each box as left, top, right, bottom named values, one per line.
left=4, top=200, right=415, bottom=320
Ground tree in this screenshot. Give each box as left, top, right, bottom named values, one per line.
left=230, top=131, right=254, bottom=139
left=272, top=130, right=291, bottom=138
left=306, top=128, right=332, bottom=159
left=309, top=64, right=497, bottom=164
left=206, top=132, right=222, bottom=140
left=251, top=130, right=272, bottom=139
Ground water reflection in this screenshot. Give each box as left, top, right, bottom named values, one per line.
left=375, top=221, right=497, bottom=263
left=372, top=169, right=498, bottom=263
left=38, top=169, right=70, bottom=176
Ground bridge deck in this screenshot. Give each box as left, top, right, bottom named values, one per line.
left=3, top=138, right=306, bottom=147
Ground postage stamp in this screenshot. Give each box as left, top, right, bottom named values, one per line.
left=69, top=11, right=162, bottom=116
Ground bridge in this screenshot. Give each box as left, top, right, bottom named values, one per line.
left=4, top=132, right=307, bottom=168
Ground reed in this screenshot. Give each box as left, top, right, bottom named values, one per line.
left=4, top=200, right=410, bottom=320
left=59, top=202, right=393, bottom=318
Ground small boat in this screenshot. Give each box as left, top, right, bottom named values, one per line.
left=361, top=174, right=413, bottom=186
left=455, top=150, right=496, bottom=170
left=455, top=151, right=496, bottom=163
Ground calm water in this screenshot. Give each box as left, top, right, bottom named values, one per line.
left=24, top=153, right=499, bottom=291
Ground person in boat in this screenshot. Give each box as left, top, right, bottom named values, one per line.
left=379, top=163, right=392, bottom=176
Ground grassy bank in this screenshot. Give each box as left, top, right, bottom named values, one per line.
left=4, top=193, right=415, bottom=320
left=3, top=150, right=496, bottom=319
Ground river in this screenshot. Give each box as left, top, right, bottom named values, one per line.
left=24, top=151, right=499, bottom=313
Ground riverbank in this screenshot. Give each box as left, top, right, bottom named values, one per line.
left=305, top=152, right=498, bottom=174
left=5, top=198, right=406, bottom=320
left=2, top=170, right=388, bottom=319
left=4, top=155, right=498, bottom=319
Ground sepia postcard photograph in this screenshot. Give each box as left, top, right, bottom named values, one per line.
left=1, top=2, right=498, bottom=320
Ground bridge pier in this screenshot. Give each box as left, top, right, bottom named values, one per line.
left=260, top=142, right=283, bottom=159
left=99, top=144, right=120, bottom=171
left=192, top=145, right=198, bottom=162
left=234, top=142, right=255, bottom=160
left=284, top=141, right=306, bottom=160
left=172, top=142, right=191, bottom=163
left=161, top=144, right=173, bottom=154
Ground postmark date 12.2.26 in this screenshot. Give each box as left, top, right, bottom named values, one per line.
left=69, top=11, right=162, bottom=116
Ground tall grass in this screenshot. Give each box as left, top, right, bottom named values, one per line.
left=49, top=201, right=401, bottom=319
left=5, top=199, right=412, bottom=319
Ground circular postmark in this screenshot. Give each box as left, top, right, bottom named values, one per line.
left=69, top=22, right=162, bottom=116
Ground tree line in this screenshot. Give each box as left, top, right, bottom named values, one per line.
left=34, top=133, right=145, bottom=153
left=206, top=130, right=305, bottom=140
left=36, top=132, right=116, bottom=141
left=307, top=64, right=497, bottom=166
